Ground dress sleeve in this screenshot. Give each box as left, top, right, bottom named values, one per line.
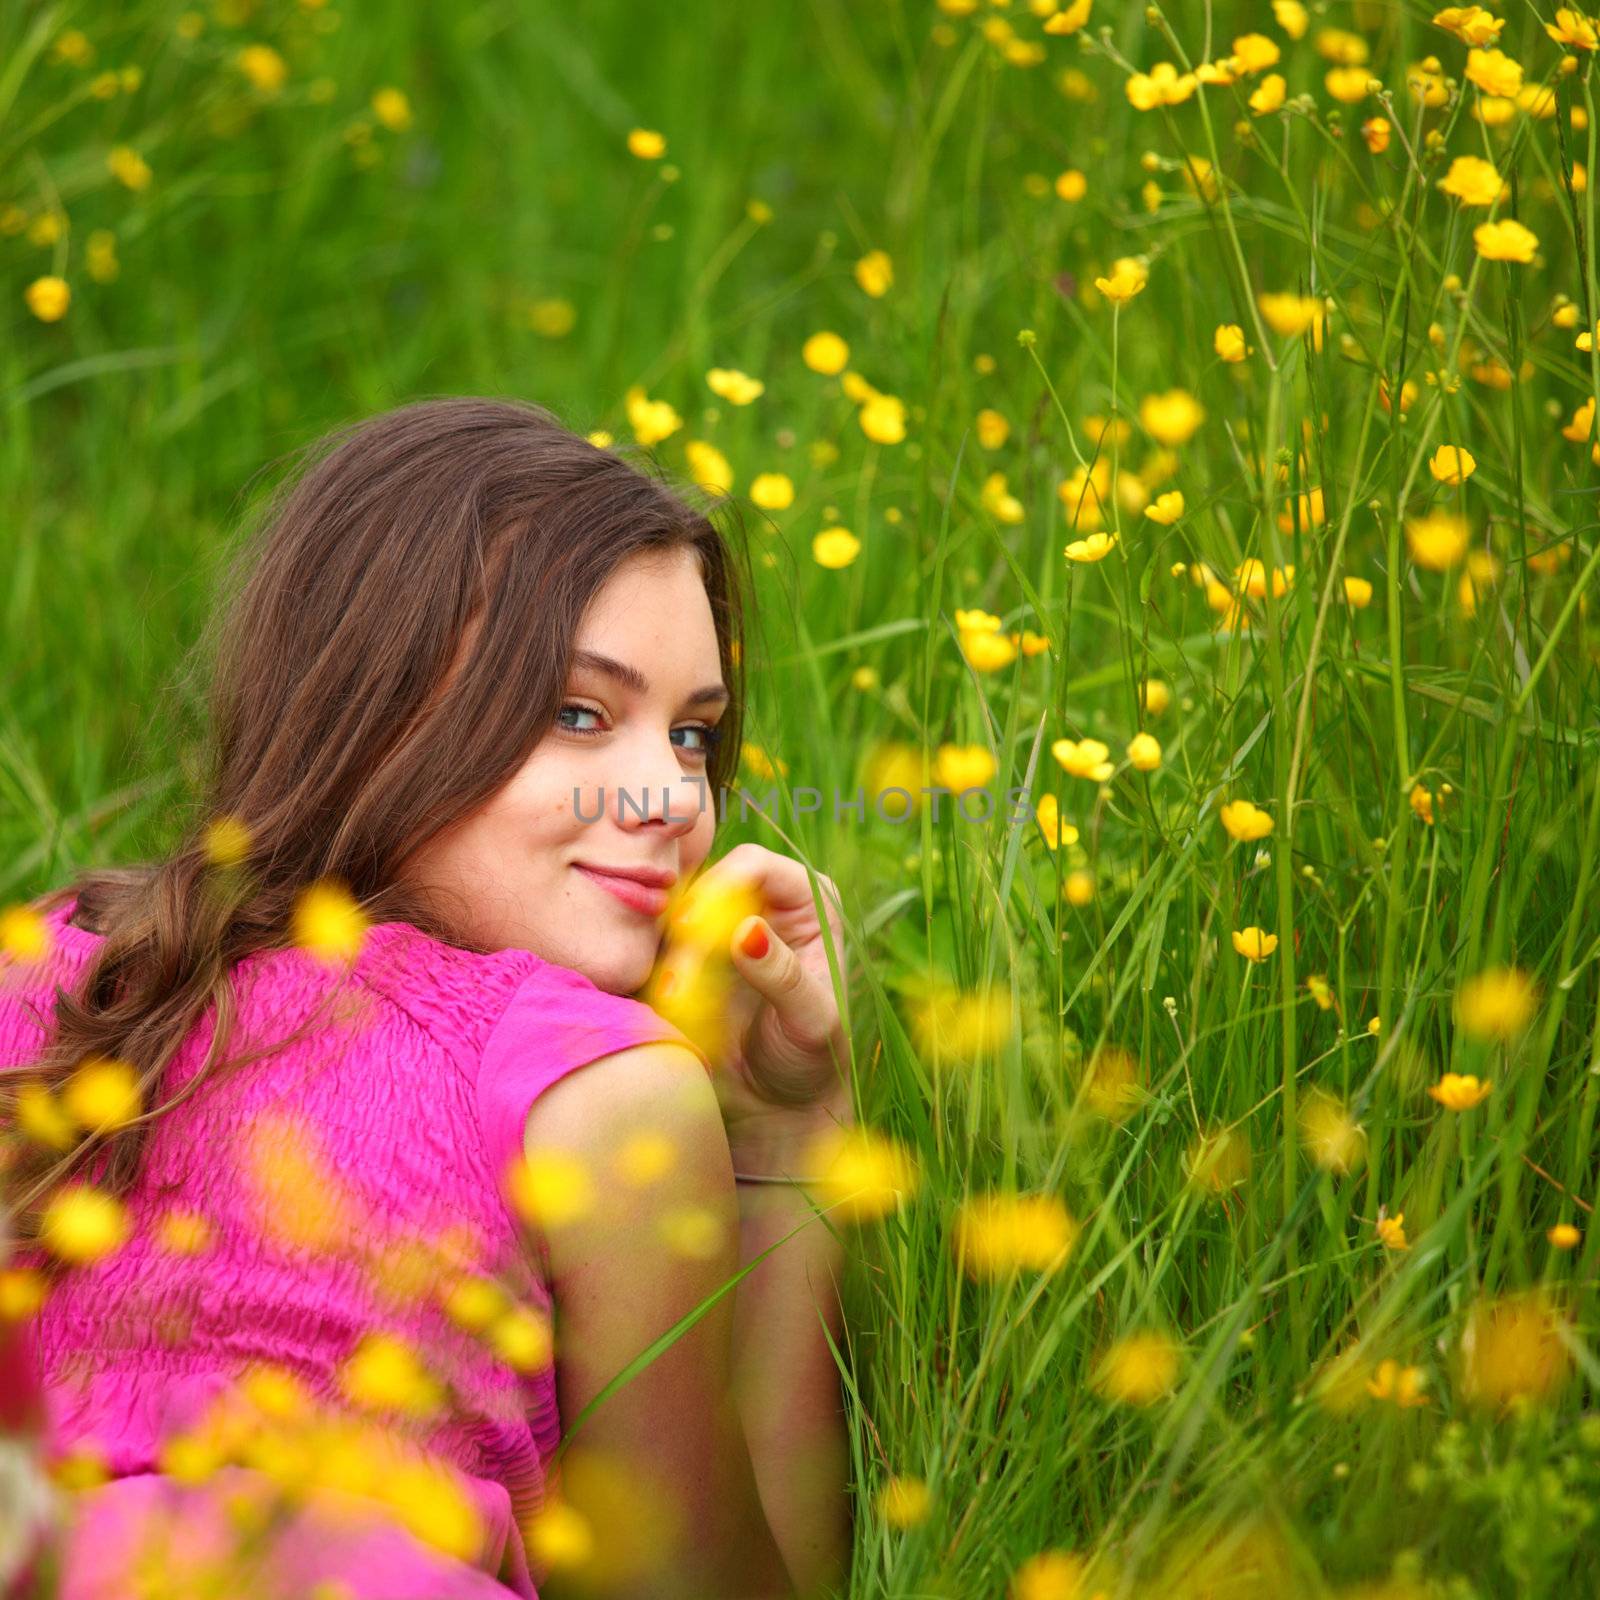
left=475, top=962, right=714, bottom=1195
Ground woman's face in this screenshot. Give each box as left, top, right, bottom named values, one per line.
left=403, top=544, right=728, bottom=996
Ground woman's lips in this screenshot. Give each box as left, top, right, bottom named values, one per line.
left=573, top=864, right=670, bottom=917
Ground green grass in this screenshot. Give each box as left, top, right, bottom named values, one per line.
left=5, top=1, right=1600, bottom=1595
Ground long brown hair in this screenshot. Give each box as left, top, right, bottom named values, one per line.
left=2, top=395, right=752, bottom=1249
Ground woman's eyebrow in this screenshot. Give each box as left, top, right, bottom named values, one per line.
left=571, top=648, right=729, bottom=707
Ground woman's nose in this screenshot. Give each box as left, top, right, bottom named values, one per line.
left=610, top=735, right=707, bottom=834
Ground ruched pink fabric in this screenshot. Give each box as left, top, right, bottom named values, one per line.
left=1, top=895, right=711, bottom=1598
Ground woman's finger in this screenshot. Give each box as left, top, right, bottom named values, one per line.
left=728, top=915, right=838, bottom=1058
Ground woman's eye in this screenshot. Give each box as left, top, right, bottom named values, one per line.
left=559, top=704, right=723, bottom=759
left=557, top=704, right=605, bottom=734
left=673, top=724, right=725, bottom=759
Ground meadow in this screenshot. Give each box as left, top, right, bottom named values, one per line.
left=3, top=0, right=1600, bottom=1596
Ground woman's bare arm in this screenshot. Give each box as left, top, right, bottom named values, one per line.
left=520, top=1042, right=801, bottom=1600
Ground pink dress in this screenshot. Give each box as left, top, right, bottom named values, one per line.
left=1, top=895, right=711, bottom=1598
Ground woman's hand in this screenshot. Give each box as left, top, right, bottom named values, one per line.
left=670, top=843, right=855, bottom=1155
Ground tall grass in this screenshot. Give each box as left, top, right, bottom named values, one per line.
left=4, top=1, right=1599, bottom=1595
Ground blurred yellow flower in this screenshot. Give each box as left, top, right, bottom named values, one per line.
left=1219, top=799, right=1274, bottom=841
left=1043, top=0, right=1093, bottom=33
left=25, top=276, right=71, bottom=323
left=935, top=743, right=997, bottom=794
left=1126, top=732, right=1162, bottom=772
left=155, top=1209, right=214, bottom=1256
left=1548, top=9, right=1600, bottom=49
left=855, top=249, right=894, bottom=298
left=107, top=145, right=152, bottom=191
left=237, top=43, right=288, bottom=93
left=525, top=1500, right=595, bottom=1571
left=1010, top=1550, right=1088, bottom=1600
left=1454, top=966, right=1537, bottom=1041
left=1080, top=1043, right=1142, bottom=1123
left=975, top=409, right=1011, bottom=451
left=1232, top=926, right=1278, bottom=962
left=953, top=1191, right=1079, bottom=1280
left=705, top=367, right=764, bottom=405
left=1429, top=444, right=1477, bottom=484
left=1300, top=1089, right=1366, bottom=1173
left=1437, top=155, right=1502, bottom=207
left=17, top=1083, right=75, bottom=1150
left=1139, top=388, right=1205, bottom=445
left=0, top=1268, right=47, bottom=1321
left=1427, top=1072, right=1493, bottom=1111
left=624, top=385, right=683, bottom=446
left=981, top=472, right=1025, bottom=525
left=1126, top=62, right=1197, bottom=110
left=1184, top=1125, right=1251, bottom=1195
left=339, top=1333, right=444, bottom=1418
left=40, top=1185, right=130, bottom=1265
left=1, top=902, right=53, bottom=962
left=201, top=812, right=253, bottom=867
left=910, top=978, right=1011, bottom=1059
left=626, top=128, right=666, bottom=159
left=802, top=330, right=850, bottom=374
left=1459, top=1291, right=1572, bottom=1410
left=371, top=87, right=412, bottom=131
left=813, top=527, right=861, bottom=569
left=63, top=1056, right=141, bottom=1133
left=858, top=392, right=908, bottom=445
left=291, top=879, right=369, bottom=965
left=1096, top=1332, right=1180, bottom=1405
left=1233, top=33, right=1281, bottom=72
left=1547, top=1223, right=1582, bottom=1249
left=1140, top=679, right=1171, bottom=715
left=1052, top=737, right=1114, bottom=782
left=1054, top=169, right=1087, bottom=201
left=1214, top=323, right=1249, bottom=362
left=877, top=1474, right=932, bottom=1528
left=1362, top=116, right=1392, bottom=153
left=1064, top=869, right=1095, bottom=907
left=1257, top=292, right=1325, bottom=338
left=1034, top=794, right=1080, bottom=851
left=1249, top=73, right=1286, bottom=115
left=1464, top=46, right=1522, bottom=97
left=508, top=1149, right=595, bottom=1229
left=1367, top=1358, right=1429, bottom=1407
left=1342, top=575, right=1374, bottom=608
left=1064, top=532, right=1117, bottom=564
left=1325, top=66, right=1376, bottom=103
left=802, top=1124, right=920, bottom=1225
left=1405, top=510, right=1470, bottom=570
left=1094, top=256, right=1148, bottom=304
left=684, top=439, right=733, bottom=495
left=1144, top=490, right=1184, bottom=525
left=1433, top=7, right=1505, bottom=46
left=748, top=472, right=794, bottom=511
left=1274, top=2, right=1309, bottom=41
left=1474, top=218, right=1538, bottom=263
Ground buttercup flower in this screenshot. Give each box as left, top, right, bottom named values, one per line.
left=1429, top=445, right=1477, bottom=484
left=1126, top=63, right=1197, bottom=110
left=1437, top=155, right=1502, bottom=207
left=1249, top=74, right=1286, bottom=115
left=1464, top=47, right=1522, bottom=98
left=855, top=249, right=894, bottom=298
left=1139, top=389, right=1206, bottom=446
left=1433, top=7, right=1504, bottom=47
left=1427, top=1072, right=1493, bottom=1111
left=813, top=527, right=861, bottom=569
left=1096, top=1332, right=1180, bottom=1406
left=802, top=331, right=850, bottom=374
left=25, top=276, right=70, bottom=322
left=705, top=367, right=764, bottom=405
left=1219, top=800, right=1274, bottom=841
left=1052, top=737, right=1114, bottom=782
left=1126, top=732, right=1162, bottom=772
left=1454, top=966, right=1538, bottom=1041
left=1405, top=510, right=1470, bottom=570
left=1144, top=490, right=1184, bottom=525
left=1232, top=926, right=1279, bottom=962
left=1474, top=219, right=1538, bottom=263
left=1376, top=1211, right=1410, bottom=1251
left=1094, top=257, right=1148, bottom=304
left=626, top=128, right=666, bottom=159
left=1064, top=532, right=1118, bottom=564
left=1214, top=324, right=1249, bottom=362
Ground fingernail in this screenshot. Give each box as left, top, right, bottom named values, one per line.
left=740, top=922, right=769, bottom=960
left=658, top=969, right=677, bottom=997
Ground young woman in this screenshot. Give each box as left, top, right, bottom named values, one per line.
left=0, top=397, right=856, bottom=1599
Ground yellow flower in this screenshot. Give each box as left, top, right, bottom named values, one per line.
left=1232, top=926, right=1279, bottom=962
left=1094, top=257, right=1148, bottom=304
left=508, top=1148, right=595, bottom=1229
left=1064, top=869, right=1095, bottom=907
left=624, top=385, right=683, bottom=447
left=1433, top=6, right=1505, bottom=47
left=1367, top=1358, right=1429, bottom=1408
left=155, top=1209, right=214, bottom=1256
left=1455, top=966, right=1537, bottom=1041
left=855, top=249, right=894, bottom=298
left=1306, top=974, right=1335, bottom=1011
left=291, top=879, right=369, bottom=964
left=25, top=276, right=71, bottom=323
left=1214, top=323, right=1249, bottom=362
left=1052, top=737, right=1114, bottom=783
left=1459, top=1291, right=1571, bottom=1410
left=801, top=1125, right=920, bottom=1225
left=705, top=367, right=764, bottom=405
left=1054, top=169, right=1087, bottom=201
left=1126, top=62, right=1197, bottom=110
left=934, top=743, right=997, bottom=795
left=1080, top=1043, right=1142, bottom=1123
left=1427, top=1072, right=1493, bottom=1111
left=952, top=1191, right=1079, bottom=1280
left=1429, top=444, right=1477, bottom=484
left=1232, top=32, right=1281, bottom=73
left=980, top=472, right=1025, bottom=525
left=1257, top=292, right=1325, bottom=338
left=1011, top=1550, right=1089, bottom=1600
left=40, top=1185, right=131, bottom=1265
left=802, top=330, right=850, bottom=374
left=1, top=902, right=53, bottom=962
left=1316, top=26, right=1369, bottom=64
left=910, top=978, right=1011, bottom=1058
left=0, top=1268, right=47, bottom=1321
left=976, top=408, right=1011, bottom=449
left=1138, top=388, right=1205, bottom=446
left=339, top=1333, right=444, bottom=1418
left=236, top=43, right=288, bottom=93
left=1376, top=1211, right=1410, bottom=1251
left=202, top=813, right=253, bottom=868
left=1042, top=0, right=1093, bottom=33
left=1249, top=73, right=1286, bottom=115
left=586, top=429, right=613, bottom=449
left=1362, top=117, right=1392, bottom=153
left=1096, top=1332, right=1180, bottom=1406
left=1184, top=1125, right=1251, bottom=1196
left=1405, top=510, right=1470, bottom=571
left=1437, top=155, right=1502, bottom=207
left=1547, top=1223, right=1582, bottom=1249
left=748, top=472, right=794, bottom=511
left=858, top=392, right=908, bottom=445
left=960, top=627, right=1019, bottom=672
left=626, top=128, right=666, bottom=159
left=525, top=1500, right=595, bottom=1571
left=63, top=1056, right=141, bottom=1133
left=1325, top=66, right=1375, bottom=104
left=877, top=1475, right=932, bottom=1528
left=1300, top=1090, right=1366, bottom=1173
left=16, top=1083, right=74, bottom=1150
left=86, top=230, right=119, bottom=284
left=1343, top=575, right=1374, bottom=608
left=1409, top=782, right=1436, bottom=825
left=684, top=439, right=734, bottom=495
left=1144, top=490, right=1184, bottom=525
left=813, top=527, right=861, bottom=569
left=1034, top=794, right=1080, bottom=852
left=1464, top=47, right=1522, bottom=98
left=1140, top=679, right=1171, bottom=715
left=1548, top=8, right=1600, bottom=50
left=1219, top=799, right=1274, bottom=841
left=1274, top=2, right=1309, bottom=41
left=1473, top=219, right=1538, bottom=263
left=371, top=87, right=412, bottom=131
left=1126, top=732, right=1162, bottom=772
left=1064, top=532, right=1118, bottom=564
left=107, top=145, right=152, bottom=191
